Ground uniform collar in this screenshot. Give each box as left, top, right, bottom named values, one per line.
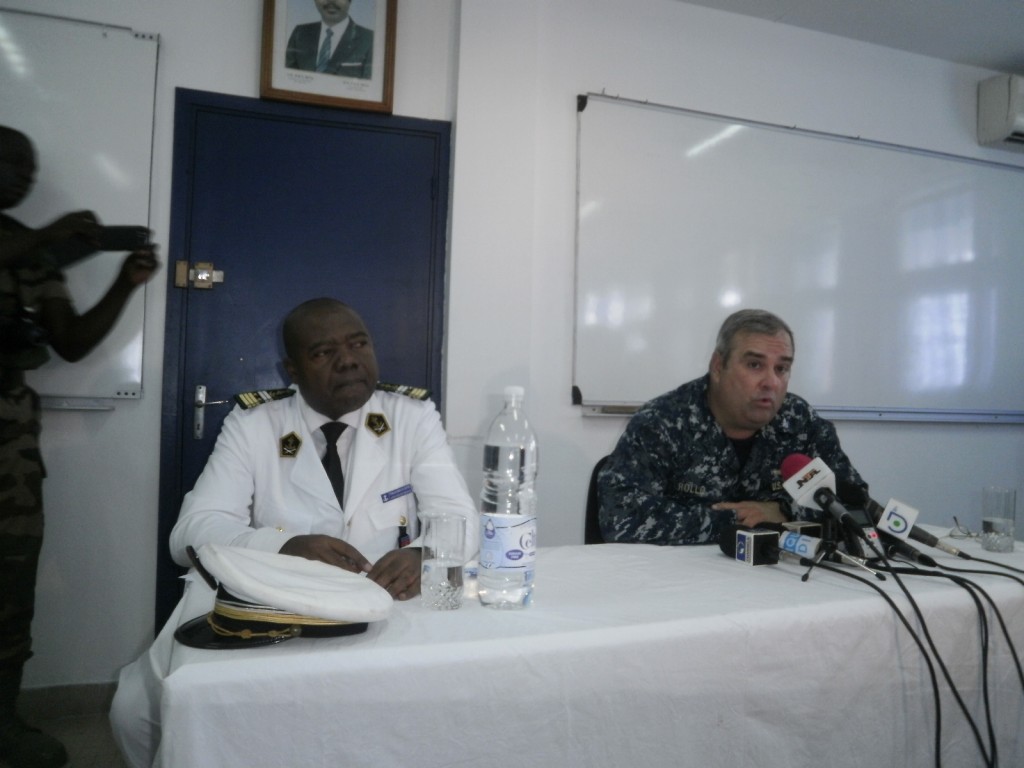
left=295, top=387, right=380, bottom=436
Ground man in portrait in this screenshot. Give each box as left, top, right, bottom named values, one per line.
left=285, top=0, right=374, bottom=80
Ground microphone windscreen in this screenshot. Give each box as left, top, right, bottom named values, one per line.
left=718, top=523, right=741, bottom=557
left=780, top=453, right=813, bottom=482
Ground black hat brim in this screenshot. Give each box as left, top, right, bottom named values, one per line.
left=174, top=612, right=369, bottom=650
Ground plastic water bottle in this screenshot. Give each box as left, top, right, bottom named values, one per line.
left=477, top=385, right=538, bottom=609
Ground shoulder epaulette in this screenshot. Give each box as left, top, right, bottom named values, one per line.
left=234, top=388, right=295, bottom=410
left=376, top=382, right=430, bottom=401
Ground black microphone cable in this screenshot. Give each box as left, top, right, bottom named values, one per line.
left=956, top=555, right=1024, bottom=576
left=812, top=558, right=944, bottom=768
left=931, top=560, right=1024, bottom=589
left=932, top=557, right=1024, bottom=701
left=858, top=535, right=995, bottom=768
left=886, top=564, right=1008, bottom=768
left=892, top=563, right=1024, bottom=695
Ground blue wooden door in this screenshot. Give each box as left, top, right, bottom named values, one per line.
left=156, top=89, right=450, bottom=627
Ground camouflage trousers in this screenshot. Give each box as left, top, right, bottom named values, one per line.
left=0, top=384, right=45, bottom=674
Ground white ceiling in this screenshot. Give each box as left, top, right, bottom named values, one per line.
left=676, top=0, right=1024, bottom=74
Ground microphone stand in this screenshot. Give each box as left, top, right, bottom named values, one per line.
left=802, top=516, right=839, bottom=582
left=800, top=547, right=829, bottom=582
left=836, top=517, right=887, bottom=580
left=800, top=517, right=886, bottom=582
left=832, top=550, right=886, bottom=580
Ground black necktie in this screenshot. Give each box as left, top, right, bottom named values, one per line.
left=320, top=422, right=347, bottom=509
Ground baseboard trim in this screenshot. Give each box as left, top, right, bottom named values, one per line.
left=18, top=682, right=116, bottom=720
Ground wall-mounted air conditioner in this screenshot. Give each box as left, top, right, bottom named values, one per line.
left=978, top=74, right=1024, bottom=152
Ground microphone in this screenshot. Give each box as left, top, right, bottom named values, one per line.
left=719, top=524, right=777, bottom=565
left=781, top=454, right=876, bottom=548
left=876, top=530, right=938, bottom=567
left=835, top=480, right=884, bottom=519
left=778, top=528, right=823, bottom=559
left=720, top=523, right=887, bottom=581
left=835, top=480, right=970, bottom=561
left=718, top=524, right=820, bottom=566
left=832, top=481, right=933, bottom=564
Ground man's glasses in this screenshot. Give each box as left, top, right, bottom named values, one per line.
left=947, top=516, right=980, bottom=540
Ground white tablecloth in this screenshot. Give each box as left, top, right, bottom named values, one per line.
left=159, top=536, right=1024, bottom=768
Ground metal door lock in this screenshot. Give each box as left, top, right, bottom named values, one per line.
left=188, top=262, right=224, bottom=289
left=175, top=261, right=225, bottom=289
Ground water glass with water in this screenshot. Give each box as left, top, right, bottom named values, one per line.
left=981, top=486, right=1016, bottom=553
left=421, top=512, right=466, bottom=610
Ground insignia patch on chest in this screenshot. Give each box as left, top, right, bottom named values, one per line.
left=279, top=431, right=301, bottom=457
left=365, top=413, right=391, bottom=437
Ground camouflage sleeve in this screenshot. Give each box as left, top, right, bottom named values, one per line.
left=784, top=405, right=867, bottom=523
left=807, top=408, right=866, bottom=493
left=596, top=409, right=728, bottom=546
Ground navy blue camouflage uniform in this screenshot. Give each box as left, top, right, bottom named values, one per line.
left=597, top=374, right=866, bottom=545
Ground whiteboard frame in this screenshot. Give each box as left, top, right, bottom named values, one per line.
left=1, top=9, right=159, bottom=405
left=573, top=93, right=1024, bottom=423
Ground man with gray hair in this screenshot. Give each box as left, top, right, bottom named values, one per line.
left=598, top=308, right=866, bottom=545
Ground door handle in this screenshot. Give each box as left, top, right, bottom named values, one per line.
left=193, top=385, right=231, bottom=439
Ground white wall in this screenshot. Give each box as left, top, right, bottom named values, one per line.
left=6, top=0, right=1023, bottom=689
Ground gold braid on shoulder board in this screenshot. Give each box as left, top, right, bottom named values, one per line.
left=376, top=382, right=430, bottom=401
left=233, top=388, right=296, bottom=410
left=233, top=383, right=429, bottom=410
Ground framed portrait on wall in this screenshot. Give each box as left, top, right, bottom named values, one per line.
left=260, top=0, right=396, bottom=113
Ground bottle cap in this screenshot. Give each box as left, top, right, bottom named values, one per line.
left=504, top=385, right=525, bottom=400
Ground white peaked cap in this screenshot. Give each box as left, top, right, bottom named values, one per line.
left=198, top=544, right=394, bottom=623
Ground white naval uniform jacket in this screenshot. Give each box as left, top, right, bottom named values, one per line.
left=169, top=387, right=478, bottom=567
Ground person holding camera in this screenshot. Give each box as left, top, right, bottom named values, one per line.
left=0, top=125, right=158, bottom=768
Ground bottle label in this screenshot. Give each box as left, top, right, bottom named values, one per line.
left=479, top=513, right=537, bottom=573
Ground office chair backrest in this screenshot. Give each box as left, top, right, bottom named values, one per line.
left=584, top=455, right=610, bottom=544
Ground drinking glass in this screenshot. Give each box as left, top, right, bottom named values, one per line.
left=980, top=487, right=1016, bottom=553
left=421, top=512, right=466, bottom=609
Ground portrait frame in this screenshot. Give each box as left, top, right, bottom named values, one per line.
left=260, top=0, right=396, bottom=113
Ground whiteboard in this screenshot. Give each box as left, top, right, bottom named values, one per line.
left=0, top=9, right=157, bottom=400
left=574, top=94, right=1024, bottom=422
